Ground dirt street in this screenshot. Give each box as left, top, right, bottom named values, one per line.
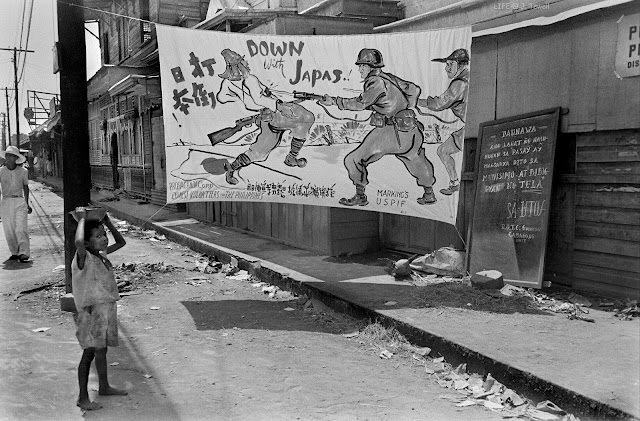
left=0, top=182, right=504, bottom=421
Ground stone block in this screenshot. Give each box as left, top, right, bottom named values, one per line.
left=470, top=270, right=504, bottom=290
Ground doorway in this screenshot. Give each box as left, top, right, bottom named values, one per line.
left=110, top=132, right=119, bottom=189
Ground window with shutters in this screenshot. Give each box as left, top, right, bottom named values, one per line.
left=140, top=0, right=151, bottom=43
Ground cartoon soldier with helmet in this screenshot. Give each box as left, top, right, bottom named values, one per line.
left=418, top=48, right=469, bottom=196
left=318, top=48, right=437, bottom=206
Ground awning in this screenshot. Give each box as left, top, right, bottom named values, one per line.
left=108, top=74, right=159, bottom=97
left=28, top=110, right=61, bottom=138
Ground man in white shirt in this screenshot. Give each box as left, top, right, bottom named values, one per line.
left=0, top=146, right=32, bottom=262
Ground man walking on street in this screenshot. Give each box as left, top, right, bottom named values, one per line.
left=0, top=146, right=32, bottom=262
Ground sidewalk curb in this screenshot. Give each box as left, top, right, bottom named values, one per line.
left=97, top=200, right=634, bottom=421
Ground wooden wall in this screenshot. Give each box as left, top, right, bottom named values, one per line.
left=304, top=0, right=400, bottom=26
left=158, top=0, right=208, bottom=26
left=91, top=165, right=115, bottom=189
left=130, top=167, right=154, bottom=197
left=248, top=14, right=374, bottom=35
left=568, top=130, right=640, bottom=297
left=380, top=136, right=479, bottom=254
left=187, top=200, right=379, bottom=255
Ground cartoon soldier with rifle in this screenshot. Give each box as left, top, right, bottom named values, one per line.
left=212, top=48, right=315, bottom=185
left=418, top=48, right=469, bottom=196
left=315, top=48, right=437, bottom=206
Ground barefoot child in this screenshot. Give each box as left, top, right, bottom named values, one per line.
left=72, top=208, right=128, bottom=410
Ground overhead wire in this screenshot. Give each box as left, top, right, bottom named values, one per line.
left=15, top=0, right=28, bottom=85
left=15, top=0, right=27, bottom=47
left=18, top=0, right=35, bottom=84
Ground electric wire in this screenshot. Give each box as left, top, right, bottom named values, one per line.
left=18, top=0, right=35, bottom=84
left=15, top=0, right=27, bottom=48
left=15, top=0, right=28, bottom=90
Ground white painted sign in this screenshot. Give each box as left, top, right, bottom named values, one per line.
left=156, top=25, right=471, bottom=224
left=616, top=13, right=640, bottom=77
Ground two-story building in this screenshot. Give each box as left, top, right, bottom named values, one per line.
left=85, top=0, right=211, bottom=206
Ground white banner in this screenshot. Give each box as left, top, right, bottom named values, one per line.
left=157, top=25, right=471, bottom=224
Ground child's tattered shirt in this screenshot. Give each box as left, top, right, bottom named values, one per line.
left=72, top=251, right=120, bottom=309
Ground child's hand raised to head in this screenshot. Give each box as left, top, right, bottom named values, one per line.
left=104, top=212, right=126, bottom=254
left=75, top=206, right=87, bottom=221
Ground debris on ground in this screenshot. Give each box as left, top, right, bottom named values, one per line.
left=391, top=254, right=420, bottom=277
left=379, top=349, right=394, bottom=359
left=409, top=247, right=466, bottom=277
left=114, top=261, right=181, bottom=292
left=226, top=270, right=251, bottom=282
left=429, top=359, right=577, bottom=420
left=567, top=293, right=591, bottom=308
left=13, top=280, right=65, bottom=301
left=185, top=278, right=210, bottom=287
left=357, top=322, right=581, bottom=421
left=614, top=302, right=639, bottom=321
left=409, top=273, right=465, bottom=286
left=31, top=327, right=51, bottom=333
left=500, top=284, right=524, bottom=296
left=192, top=256, right=222, bottom=274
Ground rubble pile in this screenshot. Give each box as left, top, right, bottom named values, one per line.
left=409, top=272, right=466, bottom=286
left=613, top=302, right=639, bottom=321
left=393, top=252, right=638, bottom=323
left=349, top=323, right=580, bottom=421
left=192, top=256, right=223, bottom=274
left=114, top=261, right=179, bottom=293
left=425, top=360, right=578, bottom=420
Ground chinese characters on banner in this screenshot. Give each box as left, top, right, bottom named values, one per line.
left=156, top=25, right=472, bottom=224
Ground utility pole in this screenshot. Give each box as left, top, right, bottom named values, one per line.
left=57, top=0, right=91, bottom=291
left=4, top=87, right=12, bottom=146
left=1, top=112, right=6, bottom=150
left=1, top=47, right=35, bottom=146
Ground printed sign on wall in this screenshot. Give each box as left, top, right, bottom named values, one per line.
left=156, top=25, right=471, bottom=224
left=616, top=13, right=640, bottom=78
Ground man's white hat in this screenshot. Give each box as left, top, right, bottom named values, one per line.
left=0, top=145, right=27, bottom=164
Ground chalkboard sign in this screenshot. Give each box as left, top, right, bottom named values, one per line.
left=468, top=108, right=560, bottom=288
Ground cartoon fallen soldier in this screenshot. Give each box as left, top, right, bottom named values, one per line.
left=315, top=48, right=437, bottom=206
left=214, top=48, right=315, bottom=185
